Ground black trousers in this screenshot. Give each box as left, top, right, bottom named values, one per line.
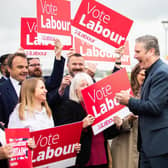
left=139, top=150, right=168, bottom=168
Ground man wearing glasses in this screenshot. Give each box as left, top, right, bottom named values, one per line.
left=27, top=39, right=65, bottom=92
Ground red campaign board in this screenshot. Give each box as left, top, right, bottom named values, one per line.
left=5, top=128, right=32, bottom=168
left=36, top=0, right=72, bottom=48
left=31, top=121, right=82, bottom=168
left=82, top=68, right=132, bottom=135
left=72, top=0, right=133, bottom=48
left=74, top=37, right=130, bottom=65
left=20, top=17, right=54, bottom=50
left=37, top=0, right=71, bottom=35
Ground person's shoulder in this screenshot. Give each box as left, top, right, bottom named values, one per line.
left=0, top=79, right=12, bottom=94
left=0, top=80, right=8, bottom=93
left=60, top=100, right=83, bottom=112
left=63, top=99, right=80, bottom=107
left=156, top=60, right=168, bottom=74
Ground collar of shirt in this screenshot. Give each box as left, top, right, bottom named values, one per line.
left=10, top=77, right=21, bottom=97
left=145, top=59, right=160, bottom=78
left=1, top=75, right=8, bottom=80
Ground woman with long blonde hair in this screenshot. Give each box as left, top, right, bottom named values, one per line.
left=8, top=77, right=54, bottom=131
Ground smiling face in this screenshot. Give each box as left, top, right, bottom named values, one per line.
left=28, top=58, right=42, bottom=77
left=134, top=42, right=153, bottom=69
left=67, top=56, right=85, bottom=77
left=34, top=80, right=47, bottom=103
left=8, top=56, right=28, bottom=82
left=134, top=35, right=160, bottom=70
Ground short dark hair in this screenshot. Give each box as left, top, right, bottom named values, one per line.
left=0, top=54, right=10, bottom=64
left=8, top=52, right=27, bottom=68
left=27, top=57, right=40, bottom=64
left=67, top=53, right=83, bottom=63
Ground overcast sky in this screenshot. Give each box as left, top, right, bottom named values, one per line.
left=0, top=0, right=168, bottom=68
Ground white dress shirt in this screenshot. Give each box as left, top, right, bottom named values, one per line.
left=10, top=77, right=21, bottom=98
left=0, top=129, right=6, bottom=145
left=8, top=104, right=54, bottom=132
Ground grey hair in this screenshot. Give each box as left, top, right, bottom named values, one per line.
left=136, top=35, right=160, bottom=56
left=69, top=72, right=93, bottom=103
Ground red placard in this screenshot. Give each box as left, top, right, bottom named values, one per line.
left=72, top=0, right=133, bottom=48
left=20, top=17, right=54, bottom=50
left=5, top=128, right=32, bottom=168
left=31, top=121, right=82, bottom=168
left=82, top=68, right=132, bottom=135
left=74, top=37, right=130, bottom=65
left=36, top=0, right=72, bottom=48
left=37, top=0, right=71, bottom=35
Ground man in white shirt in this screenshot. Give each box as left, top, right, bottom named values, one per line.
left=27, top=39, right=65, bottom=92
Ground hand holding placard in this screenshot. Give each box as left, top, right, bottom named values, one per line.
left=82, top=68, right=132, bottom=135
left=115, top=90, right=132, bottom=106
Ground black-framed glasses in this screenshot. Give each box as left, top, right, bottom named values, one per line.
left=29, top=64, right=41, bottom=67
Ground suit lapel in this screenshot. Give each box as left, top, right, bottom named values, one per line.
left=140, top=59, right=163, bottom=99
left=141, top=74, right=152, bottom=98
left=6, top=79, right=18, bottom=104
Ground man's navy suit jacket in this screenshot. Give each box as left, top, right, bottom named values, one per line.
left=0, top=77, right=7, bottom=84
left=128, top=59, right=168, bottom=157
left=0, top=79, right=18, bottom=127
left=0, top=57, right=65, bottom=127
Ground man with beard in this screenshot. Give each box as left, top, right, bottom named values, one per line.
left=58, top=53, right=85, bottom=99
left=47, top=52, right=85, bottom=125
left=0, top=54, right=10, bottom=83
left=27, top=39, right=65, bottom=92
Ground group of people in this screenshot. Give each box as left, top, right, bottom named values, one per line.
left=0, top=34, right=168, bottom=168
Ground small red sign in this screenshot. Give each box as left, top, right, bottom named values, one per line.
left=82, top=68, right=132, bottom=135
left=21, top=17, right=54, bottom=50
left=5, top=128, right=32, bottom=168
left=37, top=0, right=71, bottom=35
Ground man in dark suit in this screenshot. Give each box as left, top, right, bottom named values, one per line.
left=0, top=54, right=10, bottom=83
left=0, top=52, right=28, bottom=127
left=115, top=35, right=168, bottom=168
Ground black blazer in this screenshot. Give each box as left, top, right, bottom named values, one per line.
left=0, top=79, right=18, bottom=127
left=44, top=56, right=65, bottom=92
left=129, top=59, right=168, bottom=157
left=0, top=77, right=7, bottom=84
left=55, top=100, right=120, bottom=166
